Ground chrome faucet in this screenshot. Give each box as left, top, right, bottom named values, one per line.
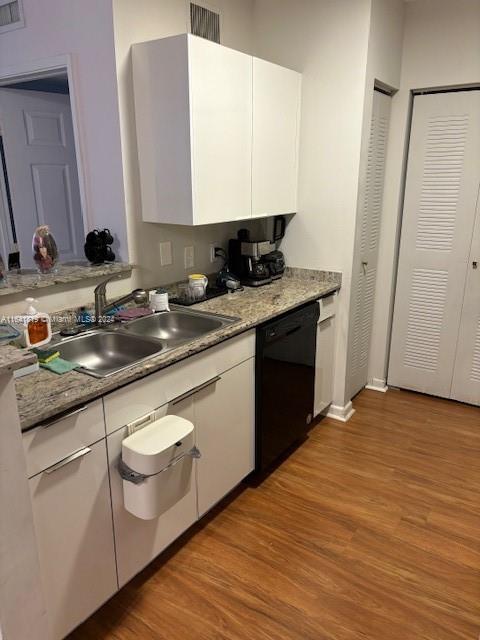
left=94, top=274, right=148, bottom=322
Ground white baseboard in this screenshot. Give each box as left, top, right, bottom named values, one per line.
left=327, top=401, right=355, bottom=422
left=365, top=378, right=388, bottom=393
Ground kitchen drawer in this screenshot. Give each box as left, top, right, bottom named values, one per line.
left=22, top=399, right=105, bottom=478
left=318, top=292, right=337, bottom=322
left=104, top=330, right=255, bottom=435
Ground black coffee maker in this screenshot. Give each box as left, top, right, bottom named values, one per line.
left=228, top=229, right=273, bottom=287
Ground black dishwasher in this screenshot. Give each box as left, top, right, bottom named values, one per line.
left=255, top=301, right=319, bottom=472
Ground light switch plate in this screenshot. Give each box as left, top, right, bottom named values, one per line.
left=159, top=241, right=172, bottom=266
left=184, top=246, right=195, bottom=269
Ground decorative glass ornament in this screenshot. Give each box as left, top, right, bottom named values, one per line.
left=32, top=225, right=59, bottom=274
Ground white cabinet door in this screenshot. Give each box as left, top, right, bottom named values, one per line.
left=195, top=358, right=255, bottom=517
left=189, top=35, right=252, bottom=224
left=252, top=58, right=301, bottom=218
left=451, top=185, right=480, bottom=405
left=346, top=89, right=391, bottom=400
left=133, top=34, right=252, bottom=225
left=108, top=396, right=198, bottom=588
left=389, top=91, right=480, bottom=397
left=29, top=440, right=117, bottom=640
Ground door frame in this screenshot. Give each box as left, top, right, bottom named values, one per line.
left=0, top=54, right=89, bottom=251
left=386, top=83, right=480, bottom=387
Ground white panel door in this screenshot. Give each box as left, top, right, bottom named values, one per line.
left=252, top=57, right=301, bottom=218
left=347, top=89, right=391, bottom=399
left=0, top=88, right=84, bottom=266
left=451, top=184, right=480, bottom=405
left=389, top=91, right=480, bottom=397
left=195, top=358, right=255, bottom=517
left=189, top=36, right=252, bottom=224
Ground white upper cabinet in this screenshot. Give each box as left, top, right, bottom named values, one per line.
left=189, top=36, right=253, bottom=224
left=133, top=34, right=301, bottom=225
left=252, top=58, right=301, bottom=218
left=133, top=34, right=252, bottom=225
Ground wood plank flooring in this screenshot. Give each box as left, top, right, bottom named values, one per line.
left=70, top=389, right=480, bottom=640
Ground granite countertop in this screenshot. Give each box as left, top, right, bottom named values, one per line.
left=0, top=344, right=37, bottom=375
left=16, top=268, right=341, bottom=431
left=0, top=262, right=132, bottom=298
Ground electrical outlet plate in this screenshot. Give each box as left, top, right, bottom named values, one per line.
left=159, top=241, right=173, bottom=266
left=210, top=242, right=220, bottom=263
left=184, top=246, right=195, bottom=269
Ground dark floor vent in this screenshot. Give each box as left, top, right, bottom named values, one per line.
left=190, top=2, right=220, bottom=44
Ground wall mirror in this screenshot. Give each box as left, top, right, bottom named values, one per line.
left=0, top=67, right=86, bottom=270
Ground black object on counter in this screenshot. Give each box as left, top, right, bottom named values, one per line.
left=84, top=228, right=116, bottom=265
left=255, top=301, right=319, bottom=473
left=170, top=285, right=230, bottom=306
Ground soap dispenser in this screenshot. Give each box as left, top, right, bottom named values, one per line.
left=21, top=298, right=52, bottom=348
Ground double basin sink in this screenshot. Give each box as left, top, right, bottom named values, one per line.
left=52, top=307, right=239, bottom=377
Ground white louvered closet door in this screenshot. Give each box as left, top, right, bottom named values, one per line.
left=347, top=89, right=391, bottom=400
left=389, top=91, right=480, bottom=398
left=451, top=182, right=480, bottom=405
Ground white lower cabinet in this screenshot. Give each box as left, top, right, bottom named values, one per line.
left=314, top=295, right=337, bottom=416
left=28, top=439, right=117, bottom=640
left=25, top=332, right=256, bottom=636
left=108, top=395, right=198, bottom=587
left=106, top=332, right=256, bottom=587
left=195, top=358, right=255, bottom=516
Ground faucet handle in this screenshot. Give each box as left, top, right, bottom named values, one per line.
left=132, top=289, right=148, bottom=305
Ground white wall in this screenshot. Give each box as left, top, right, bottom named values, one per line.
left=0, top=0, right=128, bottom=261
left=252, top=0, right=372, bottom=409
left=368, top=0, right=480, bottom=388
left=0, top=0, right=133, bottom=316
left=112, top=0, right=266, bottom=291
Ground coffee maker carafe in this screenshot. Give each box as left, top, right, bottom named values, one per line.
left=228, top=229, right=273, bottom=287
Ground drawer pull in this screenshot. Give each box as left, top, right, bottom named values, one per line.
left=171, top=376, right=221, bottom=405
left=44, top=447, right=92, bottom=474
left=40, top=405, right=88, bottom=430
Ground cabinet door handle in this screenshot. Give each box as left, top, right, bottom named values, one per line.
left=44, top=447, right=92, bottom=474
left=171, top=376, right=221, bottom=405
left=473, top=261, right=478, bottom=269
left=40, top=405, right=88, bottom=430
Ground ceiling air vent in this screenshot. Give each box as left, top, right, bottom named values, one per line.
left=0, top=0, right=24, bottom=33
left=190, top=2, right=220, bottom=44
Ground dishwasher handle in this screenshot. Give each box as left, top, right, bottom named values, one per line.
left=262, top=306, right=319, bottom=344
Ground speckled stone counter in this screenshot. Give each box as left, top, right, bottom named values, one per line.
left=16, top=269, right=341, bottom=431
left=0, top=345, right=37, bottom=375
left=0, top=262, right=132, bottom=298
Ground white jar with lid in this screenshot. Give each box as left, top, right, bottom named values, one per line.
left=188, top=274, right=208, bottom=300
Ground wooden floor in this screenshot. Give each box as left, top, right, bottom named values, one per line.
left=71, top=389, right=480, bottom=640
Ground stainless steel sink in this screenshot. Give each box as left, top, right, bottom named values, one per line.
left=55, top=330, right=164, bottom=377
left=120, top=308, right=235, bottom=346
left=51, top=307, right=239, bottom=377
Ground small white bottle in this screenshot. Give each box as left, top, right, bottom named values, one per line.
left=19, top=298, right=52, bottom=348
